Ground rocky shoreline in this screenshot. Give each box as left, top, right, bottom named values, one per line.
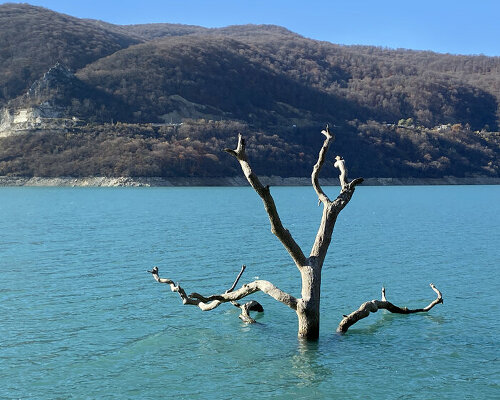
left=0, top=176, right=499, bottom=187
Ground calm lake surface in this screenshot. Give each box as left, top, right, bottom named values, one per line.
left=1, top=186, right=499, bottom=399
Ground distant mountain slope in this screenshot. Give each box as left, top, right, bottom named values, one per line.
left=1, top=3, right=498, bottom=130
left=76, top=31, right=498, bottom=130
left=118, top=23, right=298, bottom=41
left=118, top=22, right=209, bottom=40
left=0, top=3, right=141, bottom=105
left=7, top=62, right=132, bottom=122
left=76, top=35, right=368, bottom=125
left=220, top=35, right=499, bottom=130
left=0, top=120, right=497, bottom=179
left=349, top=46, right=500, bottom=127
left=0, top=4, right=498, bottom=180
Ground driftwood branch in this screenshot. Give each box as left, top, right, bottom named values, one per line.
left=337, top=283, right=443, bottom=333
left=224, top=134, right=307, bottom=269
left=148, top=266, right=297, bottom=320
left=238, top=300, right=264, bottom=323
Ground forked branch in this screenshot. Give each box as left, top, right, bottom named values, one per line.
left=337, top=283, right=443, bottom=333
left=309, top=126, right=364, bottom=263
left=224, top=134, right=306, bottom=268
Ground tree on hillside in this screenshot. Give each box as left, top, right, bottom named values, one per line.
left=149, top=126, right=443, bottom=340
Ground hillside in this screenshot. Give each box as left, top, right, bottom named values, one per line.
left=76, top=35, right=366, bottom=126
left=76, top=32, right=499, bottom=130
left=0, top=3, right=141, bottom=105
left=0, top=3, right=498, bottom=180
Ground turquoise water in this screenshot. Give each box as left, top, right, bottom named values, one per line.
left=0, top=186, right=499, bottom=399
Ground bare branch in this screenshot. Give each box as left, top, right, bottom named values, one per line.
left=225, top=264, right=265, bottom=323
left=329, top=177, right=364, bottom=212
left=333, top=155, right=348, bottom=191
left=149, top=267, right=298, bottom=312
left=337, top=283, right=443, bottom=333
left=311, top=125, right=334, bottom=205
left=309, top=202, right=339, bottom=262
left=225, top=134, right=307, bottom=269
left=346, top=177, right=364, bottom=190
left=226, top=265, right=247, bottom=294
left=309, top=185, right=362, bottom=262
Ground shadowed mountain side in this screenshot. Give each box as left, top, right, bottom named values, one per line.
left=222, top=35, right=499, bottom=131
left=1, top=3, right=499, bottom=130
left=0, top=3, right=141, bottom=105
left=77, top=35, right=372, bottom=125
left=5, top=63, right=133, bottom=124
left=349, top=45, right=500, bottom=118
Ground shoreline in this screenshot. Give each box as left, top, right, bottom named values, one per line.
left=0, top=176, right=499, bottom=187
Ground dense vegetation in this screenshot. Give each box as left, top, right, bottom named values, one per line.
left=0, top=120, right=497, bottom=178
left=75, top=32, right=500, bottom=131
left=0, top=3, right=140, bottom=105
left=0, top=3, right=499, bottom=179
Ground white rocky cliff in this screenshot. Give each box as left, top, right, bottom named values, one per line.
left=0, top=63, right=84, bottom=136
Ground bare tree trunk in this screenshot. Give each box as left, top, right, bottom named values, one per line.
left=296, top=262, right=322, bottom=339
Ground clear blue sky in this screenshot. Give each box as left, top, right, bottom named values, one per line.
left=6, top=0, right=500, bottom=56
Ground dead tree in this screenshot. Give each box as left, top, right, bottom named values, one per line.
left=149, top=126, right=442, bottom=340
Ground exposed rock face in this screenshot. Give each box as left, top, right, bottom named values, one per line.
left=0, top=62, right=128, bottom=135
left=0, top=63, right=80, bottom=135
left=25, top=63, right=77, bottom=98
left=0, top=104, right=80, bottom=136
left=0, top=103, right=73, bottom=136
left=159, top=94, right=227, bottom=124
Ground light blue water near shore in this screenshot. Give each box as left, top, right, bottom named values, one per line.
left=0, top=186, right=499, bottom=399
